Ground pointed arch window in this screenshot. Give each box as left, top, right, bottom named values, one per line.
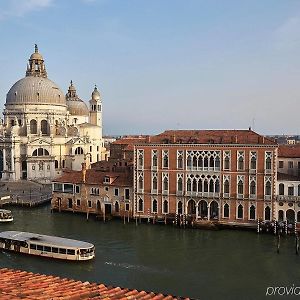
left=223, top=203, right=229, bottom=218
left=152, top=199, right=158, bottom=213
left=163, top=200, right=169, bottom=214
left=237, top=204, right=243, bottom=219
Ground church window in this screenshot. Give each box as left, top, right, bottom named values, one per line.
left=32, top=148, right=49, bottom=156
left=55, top=160, right=59, bottom=169
left=30, top=119, right=37, bottom=134
left=41, top=120, right=49, bottom=135
left=62, top=160, right=65, bottom=168
left=90, top=146, right=92, bottom=152
left=75, top=147, right=84, bottom=155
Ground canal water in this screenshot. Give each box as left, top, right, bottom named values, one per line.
left=0, top=206, right=300, bottom=300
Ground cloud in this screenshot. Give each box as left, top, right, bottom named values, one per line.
left=273, top=16, right=300, bottom=50
left=0, top=0, right=53, bottom=20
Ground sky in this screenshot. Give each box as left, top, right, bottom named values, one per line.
left=0, top=0, right=300, bottom=136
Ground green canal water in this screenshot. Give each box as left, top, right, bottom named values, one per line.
left=0, top=205, right=300, bottom=300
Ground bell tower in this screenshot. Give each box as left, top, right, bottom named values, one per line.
left=89, top=85, right=102, bottom=137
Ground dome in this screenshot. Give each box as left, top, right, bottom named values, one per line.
left=30, top=52, right=43, bottom=60
left=67, top=99, right=89, bottom=116
left=6, top=77, right=66, bottom=107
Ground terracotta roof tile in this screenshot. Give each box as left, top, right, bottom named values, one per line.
left=147, top=130, right=276, bottom=145
left=278, top=145, right=300, bottom=158
left=0, top=268, right=192, bottom=300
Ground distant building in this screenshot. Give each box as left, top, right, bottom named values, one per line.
left=133, top=129, right=277, bottom=227
left=0, top=45, right=105, bottom=182
left=51, top=161, right=133, bottom=218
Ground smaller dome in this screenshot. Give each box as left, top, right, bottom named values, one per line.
left=30, top=52, right=43, bottom=60
left=67, top=99, right=89, bottom=116
left=92, top=85, right=101, bottom=101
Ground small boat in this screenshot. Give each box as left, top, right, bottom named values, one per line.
left=0, top=231, right=95, bottom=261
left=0, top=210, right=13, bottom=223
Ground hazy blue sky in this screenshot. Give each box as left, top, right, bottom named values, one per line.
left=0, top=0, right=300, bottom=135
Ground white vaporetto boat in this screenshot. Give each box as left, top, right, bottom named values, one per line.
left=0, top=231, right=95, bottom=261
left=0, top=210, right=13, bottom=223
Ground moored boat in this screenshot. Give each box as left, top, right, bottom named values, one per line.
left=0, top=210, right=13, bottom=223
left=0, top=231, right=95, bottom=261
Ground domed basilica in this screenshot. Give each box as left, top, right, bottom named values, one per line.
left=0, top=45, right=105, bottom=182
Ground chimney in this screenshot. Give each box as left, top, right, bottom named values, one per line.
left=172, top=134, right=176, bottom=143
left=81, top=162, right=87, bottom=183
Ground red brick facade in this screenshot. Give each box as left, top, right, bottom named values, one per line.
left=133, top=130, right=277, bottom=227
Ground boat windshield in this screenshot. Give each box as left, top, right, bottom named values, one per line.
left=0, top=211, right=12, bottom=219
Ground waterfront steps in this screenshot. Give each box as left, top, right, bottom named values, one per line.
left=0, top=268, right=191, bottom=299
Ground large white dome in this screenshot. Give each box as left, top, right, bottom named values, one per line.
left=5, top=76, right=66, bottom=107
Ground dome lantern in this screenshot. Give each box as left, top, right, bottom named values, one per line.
left=26, top=44, right=47, bottom=78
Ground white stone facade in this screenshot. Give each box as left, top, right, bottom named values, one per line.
left=0, top=45, right=105, bottom=182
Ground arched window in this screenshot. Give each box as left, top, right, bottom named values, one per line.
left=41, top=120, right=49, bottom=135
left=138, top=177, right=143, bottom=190
left=138, top=198, right=143, bottom=212
left=209, top=156, right=214, bottom=168
left=279, top=183, right=284, bottom=195
left=177, top=201, right=183, bottom=214
left=55, top=160, right=59, bottom=169
left=163, top=177, right=168, bottom=191
left=224, top=157, right=230, bottom=170
left=298, top=185, right=300, bottom=197
left=250, top=156, right=256, bottom=170
left=250, top=181, right=256, bottom=195
left=193, top=156, right=197, bottom=168
left=187, top=178, right=191, bottom=192
left=30, top=119, right=37, bottom=134
left=238, top=156, right=244, bottom=170
left=32, top=148, right=49, bottom=156
left=209, top=179, right=214, bottom=193
left=238, top=180, right=244, bottom=195
left=152, top=199, right=158, bottom=213
left=163, top=200, right=168, bottom=214
left=278, top=210, right=284, bottom=222
left=115, top=202, right=119, bottom=213
left=297, top=211, right=300, bottom=223
left=204, top=179, right=208, bottom=192
left=223, top=203, right=229, bottom=218
left=198, top=179, right=202, bottom=193
left=75, top=147, right=84, bottom=155
left=266, top=157, right=272, bottom=170
left=152, top=176, right=157, bottom=191
left=237, top=204, right=243, bottom=219
left=265, top=181, right=271, bottom=195
left=177, top=177, right=183, bottom=191
left=215, top=156, right=220, bottom=169
left=249, top=205, right=256, bottom=220
left=192, top=178, right=197, bottom=192
left=265, top=206, right=271, bottom=221
left=224, top=179, right=230, bottom=194
left=215, top=179, right=220, bottom=193
left=187, top=199, right=196, bottom=215
left=204, top=157, right=208, bottom=168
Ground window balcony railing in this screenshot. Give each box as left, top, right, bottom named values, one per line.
left=176, top=191, right=184, bottom=196
left=264, top=195, right=272, bottom=200
left=275, top=195, right=300, bottom=201
left=151, top=189, right=158, bottom=195
left=223, top=193, right=230, bottom=198
left=237, top=194, right=244, bottom=199
left=151, top=166, right=158, bottom=171
left=162, top=190, right=169, bottom=195
left=249, top=194, right=256, bottom=200
left=249, top=169, right=256, bottom=174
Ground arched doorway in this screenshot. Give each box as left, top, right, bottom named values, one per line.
left=286, top=209, right=295, bottom=223
left=278, top=210, right=284, bottom=222
left=264, top=206, right=271, bottom=221
left=198, top=200, right=208, bottom=219
left=210, top=201, right=219, bottom=219
left=187, top=199, right=196, bottom=215
left=96, top=200, right=101, bottom=212
left=177, top=201, right=183, bottom=214
left=249, top=205, right=256, bottom=220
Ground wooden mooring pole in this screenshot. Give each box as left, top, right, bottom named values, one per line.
left=277, top=234, right=280, bottom=254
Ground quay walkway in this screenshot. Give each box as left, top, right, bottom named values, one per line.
left=0, top=181, right=51, bottom=207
